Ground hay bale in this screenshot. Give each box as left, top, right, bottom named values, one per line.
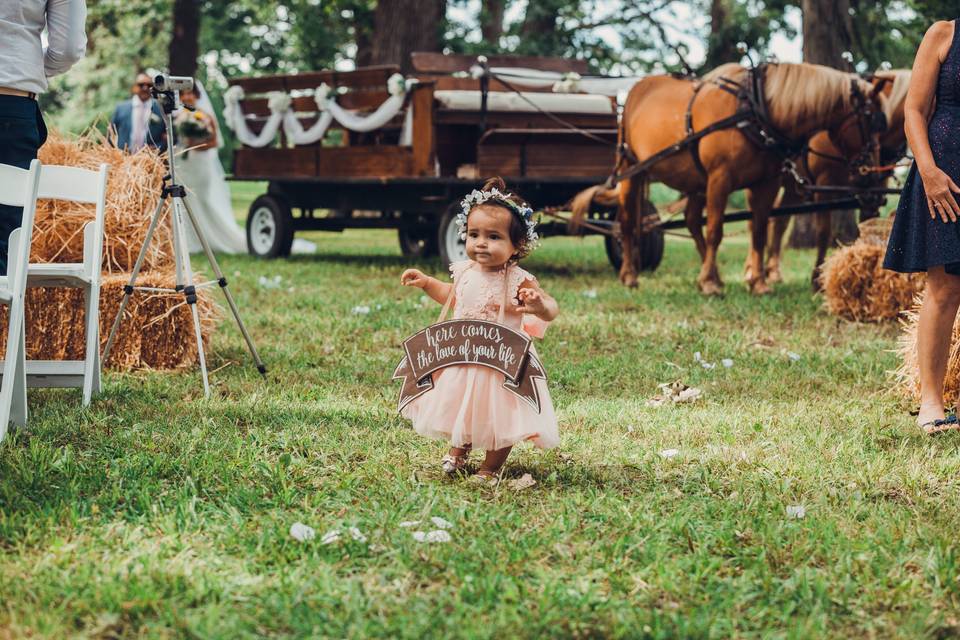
left=821, top=241, right=925, bottom=322
left=894, top=298, right=960, bottom=406
left=857, top=217, right=894, bottom=246
left=0, top=273, right=221, bottom=371
left=36, top=131, right=172, bottom=273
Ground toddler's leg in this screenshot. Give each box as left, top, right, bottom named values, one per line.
left=478, top=446, right=512, bottom=477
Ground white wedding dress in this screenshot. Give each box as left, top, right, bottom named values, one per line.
left=174, top=82, right=315, bottom=255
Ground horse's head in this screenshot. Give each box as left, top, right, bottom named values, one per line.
left=824, top=76, right=888, bottom=187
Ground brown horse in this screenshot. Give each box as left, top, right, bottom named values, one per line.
left=764, top=70, right=911, bottom=287
left=601, top=62, right=885, bottom=294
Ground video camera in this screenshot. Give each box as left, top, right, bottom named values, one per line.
left=153, top=73, right=193, bottom=93
left=151, top=73, right=194, bottom=114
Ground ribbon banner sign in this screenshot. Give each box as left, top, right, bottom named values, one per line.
left=394, top=319, right=547, bottom=413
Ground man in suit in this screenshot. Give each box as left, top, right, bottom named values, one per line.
left=110, top=72, right=166, bottom=151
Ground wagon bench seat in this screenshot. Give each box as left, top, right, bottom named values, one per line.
left=432, top=90, right=615, bottom=115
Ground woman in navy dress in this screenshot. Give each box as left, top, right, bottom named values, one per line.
left=884, top=18, right=960, bottom=434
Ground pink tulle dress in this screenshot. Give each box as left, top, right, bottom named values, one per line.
left=401, top=260, right=559, bottom=451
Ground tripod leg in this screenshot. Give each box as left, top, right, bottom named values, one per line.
left=103, top=195, right=169, bottom=363
left=179, top=196, right=267, bottom=377
left=171, top=197, right=210, bottom=397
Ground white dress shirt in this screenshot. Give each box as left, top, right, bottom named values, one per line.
left=130, top=96, right=153, bottom=151
left=0, top=0, right=87, bottom=94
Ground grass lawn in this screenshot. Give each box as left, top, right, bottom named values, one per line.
left=1, top=185, right=956, bottom=639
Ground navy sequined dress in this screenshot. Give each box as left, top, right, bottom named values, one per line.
left=885, top=18, right=960, bottom=274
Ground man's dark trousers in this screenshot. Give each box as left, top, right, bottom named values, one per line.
left=0, top=95, right=47, bottom=276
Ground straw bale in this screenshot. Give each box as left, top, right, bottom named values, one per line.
left=821, top=241, right=925, bottom=322
left=894, top=298, right=960, bottom=406
left=857, top=217, right=894, bottom=246
left=36, top=131, right=172, bottom=273
left=0, top=273, right=221, bottom=370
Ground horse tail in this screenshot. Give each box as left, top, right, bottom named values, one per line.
left=568, top=183, right=621, bottom=234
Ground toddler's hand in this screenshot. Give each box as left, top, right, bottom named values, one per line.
left=401, top=269, right=430, bottom=288
left=516, top=287, right=547, bottom=315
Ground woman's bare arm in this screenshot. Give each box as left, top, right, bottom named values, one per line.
left=904, top=20, right=960, bottom=220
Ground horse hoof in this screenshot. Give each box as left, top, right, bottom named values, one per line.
left=767, top=269, right=783, bottom=284
left=699, top=281, right=723, bottom=296
left=750, top=281, right=772, bottom=296
left=619, top=269, right=638, bottom=288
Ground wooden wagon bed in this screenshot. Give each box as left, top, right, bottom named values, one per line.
left=226, top=52, right=625, bottom=262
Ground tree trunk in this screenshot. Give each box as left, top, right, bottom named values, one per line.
left=369, top=0, right=446, bottom=74
left=168, top=0, right=200, bottom=78
left=704, top=0, right=739, bottom=70
left=790, top=0, right=858, bottom=248
left=481, top=0, right=506, bottom=45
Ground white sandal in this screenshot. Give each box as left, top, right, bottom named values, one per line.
left=441, top=445, right=472, bottom=474
left=468, top=470, right=500, bottom=486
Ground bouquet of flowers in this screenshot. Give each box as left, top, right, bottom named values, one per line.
left=176, top=110, right=213, bottom=151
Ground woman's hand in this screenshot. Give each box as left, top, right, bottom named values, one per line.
left=920, top=166, right=960, bottom=222
left=400, top=269, right=430, bottom=288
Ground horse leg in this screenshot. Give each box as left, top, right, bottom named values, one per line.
left=699, top=177, right=729, bottom=296
left=745, top=179, right=780, bottom=295
left=811, top=210, right=832, bottom=291
left=766, top=215, right=790, bottom=284
left=684, top=192, right=707, bottom=259
left=618, top=175, right=642, bottom=288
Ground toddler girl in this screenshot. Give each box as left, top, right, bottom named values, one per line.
left=399, top=177, right=560, bottom=484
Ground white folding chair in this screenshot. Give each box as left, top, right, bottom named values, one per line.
left=26, top=163, right=109, bottom=406
left=0, top=159, right=43, bottom=441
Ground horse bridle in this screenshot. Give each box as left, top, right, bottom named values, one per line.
left=802, top=77, right=889, bottom=184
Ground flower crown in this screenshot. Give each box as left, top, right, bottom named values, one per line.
left=456, top=188, right=539, bottom=249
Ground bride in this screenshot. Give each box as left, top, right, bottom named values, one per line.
left=174, top=83, right=315, bottom=255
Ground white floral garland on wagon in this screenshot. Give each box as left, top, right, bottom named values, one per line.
left=222, top=73, right=416, bottom=148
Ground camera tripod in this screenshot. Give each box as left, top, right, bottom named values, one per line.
left=102, top=81, right=266, bottom=396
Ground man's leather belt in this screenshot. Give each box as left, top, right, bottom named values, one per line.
left=0, top=87, right=37, bottom=99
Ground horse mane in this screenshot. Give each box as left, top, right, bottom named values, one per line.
left=702, top=62, right=872, bottom=126
left=874, top=69, right=911, bottom=121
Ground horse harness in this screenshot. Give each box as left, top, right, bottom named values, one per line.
left=611, top=64, right=886, bottom=191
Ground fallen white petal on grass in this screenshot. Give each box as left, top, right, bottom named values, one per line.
left=582, top=289, right=598, bottom=299
left=646, top=381, right=703, bottom=407
left=786, top=505, right=806, bottom=519
left=399, top=520, right=420, bottom=528
left=701, top=362, right=716, bottom=370
left=289, top=522, right=315, bottom=542
left=694, top=351, right=702, bottom=362
left=347, top=527, right=367, bottom=543
left=257, top=275, right=282, bottom=289
left=320, top=529, right=341, bottom=545
left=721, top=359, right=734, bottom=368
left=659, top=449, right=680, bottom=459
left=412, top=529, right=452, bottom=543
left=786, top=351, right=801, bottom=362
left=352, top=305, right=371, bottom=315
left=508, top=473, right=537, bottom=490
left=430, top=516, right=453, bottom=529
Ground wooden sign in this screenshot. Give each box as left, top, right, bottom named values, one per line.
left=394, top=319, right=547, bottom=413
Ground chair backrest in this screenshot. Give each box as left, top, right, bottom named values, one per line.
left=37, top=163, right=109, bottom=275
left=0, top=159, right=42, bottom=293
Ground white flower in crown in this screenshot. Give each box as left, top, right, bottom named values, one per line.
left=456, top=188, right=539, bottom=248
left=267, top=91, right=292, bottom=114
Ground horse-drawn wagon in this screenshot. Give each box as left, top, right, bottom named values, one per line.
left=226, top=52, right=908, bottom=291
left=226, top=52, right=653, bottom=267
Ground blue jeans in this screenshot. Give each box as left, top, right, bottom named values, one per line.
left=0, top=95, right=46, bottom=276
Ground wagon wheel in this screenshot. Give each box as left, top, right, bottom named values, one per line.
left=437, top=203, right=468, bottom=266
left=398, top=215, right=439, bottom=259
left=246, top=194, right=294, bottom=258
left=604, top=199, right=664, bottom=272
